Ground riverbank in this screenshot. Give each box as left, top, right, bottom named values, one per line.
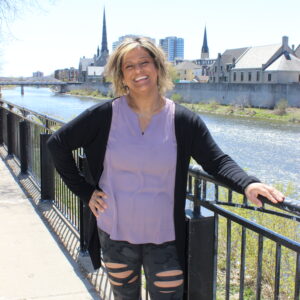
left=68, top=88, right=111, bottom=99
left=67, top=89, right=300, bottom=124
left=181, top=102, right=300, bottom=124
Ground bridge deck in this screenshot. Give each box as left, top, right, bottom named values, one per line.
left=0, top=81, right=67, bottom=85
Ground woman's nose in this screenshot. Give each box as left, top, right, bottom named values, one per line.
left=134, top=63, right=143, bottom=72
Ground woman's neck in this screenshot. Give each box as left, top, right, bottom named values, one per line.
left=126, top=91, right=165, bottom=116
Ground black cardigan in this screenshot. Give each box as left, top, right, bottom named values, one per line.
left=47, top=99, right=259, bottom=270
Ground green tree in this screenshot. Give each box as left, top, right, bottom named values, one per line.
left=167, top=63, right=180, bottom=83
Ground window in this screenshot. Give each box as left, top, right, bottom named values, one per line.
left=256, top=71, right=260, bottom=82
left=233, top=72, right=236, bottom=81
left=248, top=72, right=252, bottom=82
left=215, top=66, right=217, bottom=72
left=299, top=74, right=300, bottom=82
left=221, top=66, right=223, bottom=71
left=268, top=74, right=272, bottom=82
left=241, top=72, right=244, bottom=82
left=226, top=65, right=230, bottom=72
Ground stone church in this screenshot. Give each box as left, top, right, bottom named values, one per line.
left=78, top=8, right=109, bottom=83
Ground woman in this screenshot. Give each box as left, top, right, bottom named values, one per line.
left=47, top=37, right=284, bottom=300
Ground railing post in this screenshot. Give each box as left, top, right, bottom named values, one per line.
left=6, top=112, right=14, bottom=155
left=0, top=107, right=3, bottom=145
left=19, top=120, right=28, bottom=174
left=78, top=154, right=93, bottom=255
left=40, top=133, right=54, bottom=201
left=186, top=213, right=215, bottom=300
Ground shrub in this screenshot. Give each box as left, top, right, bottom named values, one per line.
left=274, top=99, right=288, bottom=116
left=107, top=90, right=114, bottom=98
left=171, top=93, right=183, bottom=102
left=91, top=90, right=100, bottom=97
left=208, top=100, right=219, bottom=110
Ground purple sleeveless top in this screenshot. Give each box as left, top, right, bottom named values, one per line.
left=96, top=96, right=177, bottom=244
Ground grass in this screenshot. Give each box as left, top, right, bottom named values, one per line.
left=68, top=89, right=111, bottom=99
left=181, top=101, right=300, bottom=124
left=214, top=183, right=298, bottom=300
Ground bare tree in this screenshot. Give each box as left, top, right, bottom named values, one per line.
left=0, top=0, right=55, bottom=73
left=0, top=0, right=55, bottom=28
left=1, top=0, right=34, bottom=23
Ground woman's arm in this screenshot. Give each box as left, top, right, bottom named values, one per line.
left=47, top=107, right=100, bottom=202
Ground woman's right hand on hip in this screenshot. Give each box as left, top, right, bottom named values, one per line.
left=88, top=190, right=108, bottom=218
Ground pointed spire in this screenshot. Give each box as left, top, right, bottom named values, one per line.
left=101, top=7, right=108, bottom=54
left=201, top=26, right=209, bottom=59
left=95, top=7, right=109, bottom=66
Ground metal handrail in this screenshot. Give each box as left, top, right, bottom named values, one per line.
left=188, top=164, right=300, bottom=218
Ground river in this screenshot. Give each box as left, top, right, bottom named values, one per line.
left=2, top=87, right=300, bottom=198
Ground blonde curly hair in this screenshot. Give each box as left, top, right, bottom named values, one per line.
left=105, top=37, right=174, bottom=96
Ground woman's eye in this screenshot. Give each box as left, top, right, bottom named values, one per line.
left=141, top=61, right=149, bottom=65
left=125, top=65, right=133, bottom=69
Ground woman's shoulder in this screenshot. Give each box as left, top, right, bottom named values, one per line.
left=85, top=97, right=123, bottom=118
left=87, top=98, right=115, bottom=113
left=67, top=98, right=116, bottom=128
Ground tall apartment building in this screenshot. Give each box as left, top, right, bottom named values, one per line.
left=32, top=71, right=44, bottom=78
left=159, top=36, right=184, bottom=62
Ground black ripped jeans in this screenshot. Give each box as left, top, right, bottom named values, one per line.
left=98, top=228, right=184, bottom=300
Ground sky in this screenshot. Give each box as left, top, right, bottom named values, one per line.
left=0, top=0, right=300, bottom=77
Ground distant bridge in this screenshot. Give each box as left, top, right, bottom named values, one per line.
left=0, top=81, right=67, bottom=86
left=0, top=78, right=81, bottom=95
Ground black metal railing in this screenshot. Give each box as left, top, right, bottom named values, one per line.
left=0, top=100, right=81, bottom=231
left=186, top=165, right=300, bottom=300
left=1, top=99, right=299, bottom=300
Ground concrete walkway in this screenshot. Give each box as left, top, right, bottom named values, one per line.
left=0, top=157, right=100, bottom=300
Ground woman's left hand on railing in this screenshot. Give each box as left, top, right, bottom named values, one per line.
left=245, top=182, right=285, bottom=207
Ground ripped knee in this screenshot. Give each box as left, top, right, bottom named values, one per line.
left=154, top=269, right=183, bottom=293
left=104, top=262, right=139, bottom=286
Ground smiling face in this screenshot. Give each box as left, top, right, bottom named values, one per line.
left=121, top=46, right=159, bottom=95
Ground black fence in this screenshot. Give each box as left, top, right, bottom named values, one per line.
left=1, top=99, right=299, bottom=300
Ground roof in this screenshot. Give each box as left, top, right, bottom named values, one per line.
left=175, top=61, right=201, bottom=70
left=79, top=58, right=94, bottom=71
left=234, top=43, right=281, bottom=69
left=265, top=52, right=300, bottom=71
left=221, top=47, right=249, bottom=65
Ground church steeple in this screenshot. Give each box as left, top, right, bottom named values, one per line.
left=101, top=8, right=108, bottom=54
left=95, top=7, right=109, bottom=66
left=201, top=26, right=209, bottom=59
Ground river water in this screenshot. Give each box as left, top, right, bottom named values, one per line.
left=2, top=87, right=300, bottom=198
